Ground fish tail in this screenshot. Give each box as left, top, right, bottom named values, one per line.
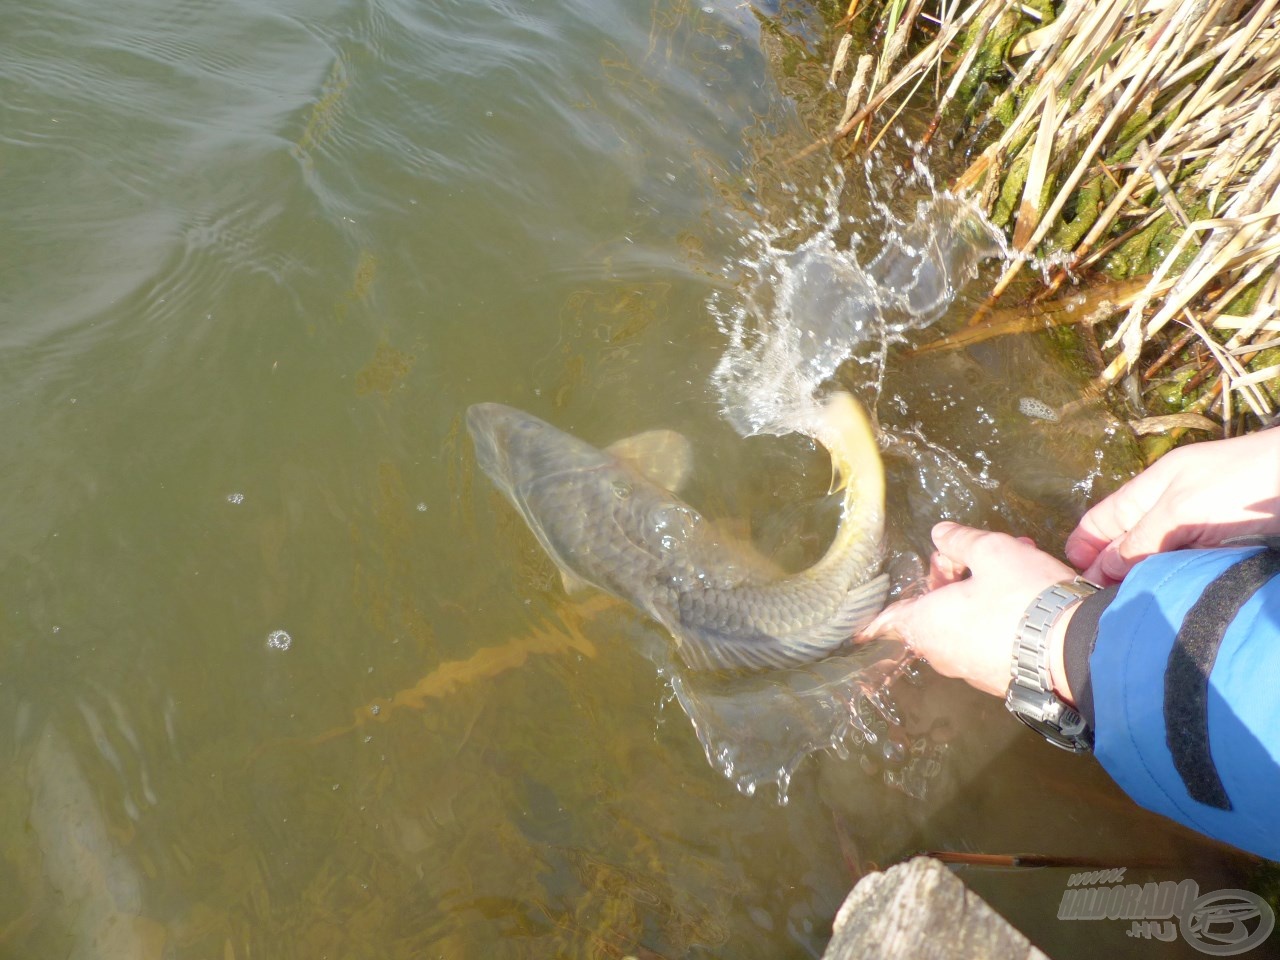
left=810, top=392, right=883, bottom=507
left=804, top=393, right=885, bottom=580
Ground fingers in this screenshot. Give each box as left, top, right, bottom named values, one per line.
left=865, top=523, right=1070, bottom=647
left=1064, top=532, right=1104, bottom=571
left=860, top=597, right=912, bottom=644
left=1066, top=489, right=1132, bottom=569
left=1065, top=507, right=1117, bottom=570
left=1083, top=513, right=1175, bottom=583
left=928, top=549, right=968, bottom=588
left=930, top=521, right=1034, bottom=575
left=1066, top=464, right=1171, bottom=569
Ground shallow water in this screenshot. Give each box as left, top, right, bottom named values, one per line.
left=0, top=1, right=1266, bottom=957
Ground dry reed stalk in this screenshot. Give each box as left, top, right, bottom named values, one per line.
left=826, top=0, right=1280, bottom=428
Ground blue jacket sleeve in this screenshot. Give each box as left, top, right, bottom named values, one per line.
left=1089, top=546, right=1280, bottom=860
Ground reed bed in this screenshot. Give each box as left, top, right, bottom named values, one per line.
left=820, top=0, right=1280, bottom=436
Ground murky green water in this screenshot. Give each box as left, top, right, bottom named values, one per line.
left=0, top=1, right=1266, bottom=957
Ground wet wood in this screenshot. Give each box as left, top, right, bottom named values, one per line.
left=822, top=857, right=1048, bottom=960
left=908, top=277, right=1153, bottom=355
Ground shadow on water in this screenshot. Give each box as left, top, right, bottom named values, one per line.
left=0, top=0, right=1271, bottom=958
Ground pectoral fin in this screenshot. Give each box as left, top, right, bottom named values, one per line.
left=606, top=429, right=694, bottom=493
left=560, top=570, right=595, bottom=597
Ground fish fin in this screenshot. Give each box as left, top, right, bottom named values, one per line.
left=804, top=573, right=891, bottom=648
left=828, top=461, right=846, bottom=495
left=671, top=574, right=891, bottom=672
left=605, top=429, right=693, bottom=493
left=560, top=570, right=595, bottom=597
left=812, top=392, right=881, bottom=507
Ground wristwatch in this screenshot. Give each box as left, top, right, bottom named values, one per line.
left=1005, top=578, right=1098, bottom=753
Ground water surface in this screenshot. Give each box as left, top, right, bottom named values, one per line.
left=0, top=1, right=1263, bottom=957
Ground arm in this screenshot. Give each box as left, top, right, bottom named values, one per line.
left=867, top=524, right=1280, bottom=860
left=1081, top=545, right=1280, bottom=860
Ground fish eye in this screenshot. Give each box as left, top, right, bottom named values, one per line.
left=611, top=480, right=632, bottom=500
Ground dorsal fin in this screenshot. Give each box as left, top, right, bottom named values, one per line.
left=605, top=429, right=693, bottom=494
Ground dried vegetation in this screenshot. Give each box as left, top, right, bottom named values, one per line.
left=818, top=0, right=1280, bottom=439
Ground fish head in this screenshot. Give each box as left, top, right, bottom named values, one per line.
left=467, top=401, right=683, bottom=601
left=466, top=402, right=611, bottom=493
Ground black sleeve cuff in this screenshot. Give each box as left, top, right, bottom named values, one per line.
left=1062, top=584, right=1119, bottom=729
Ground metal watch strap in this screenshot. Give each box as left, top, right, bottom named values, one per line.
left=1012, top=579, right=1095, bottom=692
left=1006, top=577, right=1097, bottom=752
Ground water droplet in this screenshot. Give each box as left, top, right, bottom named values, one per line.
left=266, top=629, right=292, bottom=651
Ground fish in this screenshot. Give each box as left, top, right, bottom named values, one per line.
left=26, top=726, right=167, bottom=959
left=466, top=391, right=888, bottom=672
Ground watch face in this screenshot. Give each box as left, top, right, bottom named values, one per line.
left=1013, top=712, right=1093, bottom=754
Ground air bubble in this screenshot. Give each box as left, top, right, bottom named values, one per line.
left=266, top=630, right=292, bottom=651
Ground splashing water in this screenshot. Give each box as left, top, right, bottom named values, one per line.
left=666, top=639, right=938, bottom=804
left=712, top=174, right=1005, bottom=438
left=670, top=170, right=1004, bottom=802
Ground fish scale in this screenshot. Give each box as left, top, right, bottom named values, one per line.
left=468, top=392, right=888, bottom=671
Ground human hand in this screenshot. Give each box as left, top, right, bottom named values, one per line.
left=1065, top=429, right=1280, bottom=585
left=863, top=522, right=1077, bottom=699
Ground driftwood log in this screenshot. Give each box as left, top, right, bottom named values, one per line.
left=823, top=857, right=1049, bottom=960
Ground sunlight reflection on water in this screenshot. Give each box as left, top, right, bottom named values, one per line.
left=0, top=0, right=1255, bottom=957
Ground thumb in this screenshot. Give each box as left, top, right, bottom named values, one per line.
left=1064, top=526, right=1107, bottom=571
left=860, top=596, right=914, bottom=643
left=931, top=521, right=1026, bottom=575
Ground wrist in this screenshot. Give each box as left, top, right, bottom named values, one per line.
left=1047, top=602, right=1080, bottom=706
left=1006, top=577, right=1097, bottom=753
